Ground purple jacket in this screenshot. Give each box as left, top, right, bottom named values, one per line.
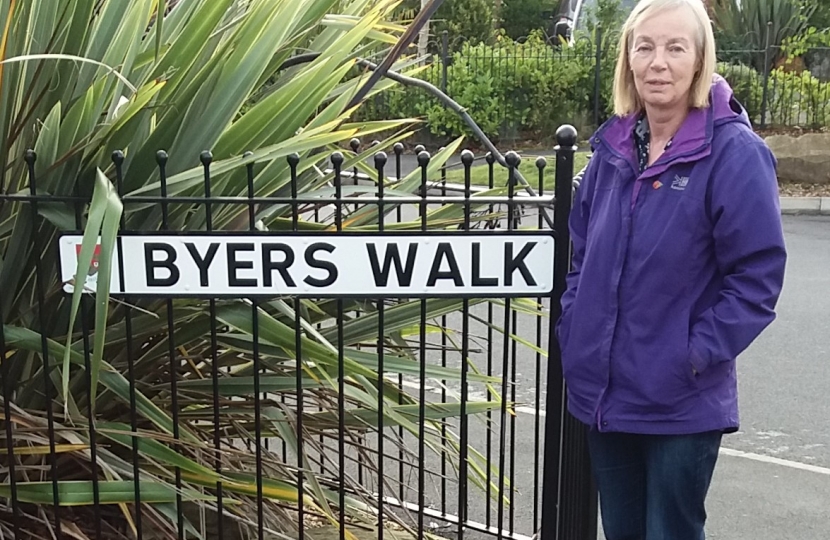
left=556, top=75, right=787, bottom=435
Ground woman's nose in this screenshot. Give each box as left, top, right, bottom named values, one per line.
left=650, top=49, right=668, bottom=70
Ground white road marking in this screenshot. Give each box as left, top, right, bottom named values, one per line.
left=718, top=447, right=830, bottom=475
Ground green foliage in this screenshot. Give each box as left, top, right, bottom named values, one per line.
left=361, top=31, right=616, bottom=141
left=717, top=61, right=765, bottom=120
left=500, top=0, right=554, bottom=40
left=434, top=0, right=495, bottom=46
left=575, top=0, right=629, bottom=41
left=804, top=0, right=830, bottom=29
left=765, top=67, right=830, bottom=127
left=782, top=26, right=830, bottom=59
left=711, top=0, right=815, bottom=67
left=716, top=61, right=830, bottom=128
left=398, top=0, right=495, bottom=48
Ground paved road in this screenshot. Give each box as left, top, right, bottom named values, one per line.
left=701, top=215, right=830, bottom=540
left=370, top=215, right=830, bottom=540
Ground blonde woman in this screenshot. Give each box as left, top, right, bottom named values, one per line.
left=555, top=0, right=787, bottom=538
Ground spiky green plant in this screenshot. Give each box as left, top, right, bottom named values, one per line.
left=711, top=0, right=815, bottom=67
left=0, top=0, right=534, bottom=538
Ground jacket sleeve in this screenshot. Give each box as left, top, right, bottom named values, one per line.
left=688, top=139, right=787, bottom=374
left=555, top=153, right=597, bottom=347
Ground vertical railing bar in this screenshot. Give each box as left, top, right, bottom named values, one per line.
left=375, top=150, right=388, bottom=540
left=157, top=150, right=184, bottom=539
left=439, top=147, right=448, bottom=517
left=509, top=306, right=518, bottom=535
left=497, top=152, right=520, bottom=540
left=417, top=149, right=430, bottom=540
left=113, top=151, right=143, bottom=539
left=508, top=152, right=521, bottom=534
left=457, top=149, right=475, bottom=540
left=594, top=25, right=603, bottom=129
left=0, top=283, right=19, bottom=538
left=24, top=150, right=62, bottom=540
left=393, top=142, right=405, bottom=503
left=73, top=163, right=101, bottom=540
left=760, top=22, right=772, bottom=129
left=485, top=151, right=495, bottom=526
left=331, top=152, right=347, bottom=540
left=287, top=152, right=305, bottom=540
left=533, top=156, right=547, bottom=534
left=349, top=138, right=365, bottom=489
left=200, top=151, right=226, bottom=540
left=239, top=151, right=265, bottom=540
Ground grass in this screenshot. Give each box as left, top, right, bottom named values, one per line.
left=436, top=151, right=591, bottom=191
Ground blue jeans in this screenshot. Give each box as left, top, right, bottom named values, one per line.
left=587, top=428, right=723, bottom=540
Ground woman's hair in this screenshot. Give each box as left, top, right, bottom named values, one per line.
left=612, top=0, right=716, bottom=116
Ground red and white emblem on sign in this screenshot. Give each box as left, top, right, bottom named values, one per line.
left=75, top=244, right=102, bottom=277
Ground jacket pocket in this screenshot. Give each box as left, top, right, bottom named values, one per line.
left=614, top=320, right=700, bottom=413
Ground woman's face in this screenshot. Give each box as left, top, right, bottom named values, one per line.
left=629, top=7, right=699, bottom=113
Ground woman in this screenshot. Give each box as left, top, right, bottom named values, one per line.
left=555, top=0, right=787, bottom=538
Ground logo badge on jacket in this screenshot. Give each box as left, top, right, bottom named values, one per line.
left=671, top=175, right=690, bottom=190
left=653, top=180, right=663, bottom=190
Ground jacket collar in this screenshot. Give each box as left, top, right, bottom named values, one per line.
left=591, top=74, right=750, bottom=176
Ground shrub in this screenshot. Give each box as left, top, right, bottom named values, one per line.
left=500, top=0, right=553, bottom=40
left=717, top=62, right=764, bottom=122
left=765, top=68, right=830, bottom=128
left=716, top=62, right=830, bottom=128
left=360, top=32, right=609, bottom=142
left=397, top=0, right=495, bottom=51
left=711, top=0, right=813, bottom=70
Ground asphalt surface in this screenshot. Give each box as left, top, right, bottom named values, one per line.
left=700, top=215, right=830, bottom=540
left=367, top=215, right=830, bottom=540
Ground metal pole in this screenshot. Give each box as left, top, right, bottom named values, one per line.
left=760, top=21, right=773, bottom=129
left=593, top=25, right=603, bottom=129
left=540, top=125, right=576, bottom=540
left=442, top=30, right=449, bottom=94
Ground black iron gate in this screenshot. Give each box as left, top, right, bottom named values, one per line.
left=0, top=126, right=595, bottom=540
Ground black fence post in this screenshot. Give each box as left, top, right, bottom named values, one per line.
left=593, top=25, right=603, bottom=130
left=441, top=30, right=449, bottom=95
left=540, top=125, right=574, bottom=540
left=541, top=125, right=598, bottom=540
left=760, top=21, right=773, bottom=129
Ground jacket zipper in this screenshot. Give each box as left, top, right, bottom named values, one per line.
left=597, top=158, right=644, bottom=430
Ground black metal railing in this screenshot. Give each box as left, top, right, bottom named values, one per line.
left=0, top=128, right=595, bottom=540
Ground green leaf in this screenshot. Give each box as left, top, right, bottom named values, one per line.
left=96, top=422, right=218, bottom=481
left=0, top=480, right=213, bottom=506
left=90, top=169, right=123, bottom=409
left=61, top=170, right=111, bottom=411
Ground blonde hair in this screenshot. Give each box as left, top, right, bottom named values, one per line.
left=612, top=0, right=716, bottom=116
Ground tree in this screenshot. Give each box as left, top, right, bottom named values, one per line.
left=399, top=0, right=496, bottom=48
left=500, top=0, right=556, bottom=40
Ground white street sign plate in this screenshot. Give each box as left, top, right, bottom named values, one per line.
left=59, top=233, right=554, bottom=297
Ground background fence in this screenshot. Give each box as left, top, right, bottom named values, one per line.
left=359, top=29, right=830, bottom=144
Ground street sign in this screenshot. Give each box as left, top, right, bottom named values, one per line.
left=58, top=233, right=555, bottom=297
